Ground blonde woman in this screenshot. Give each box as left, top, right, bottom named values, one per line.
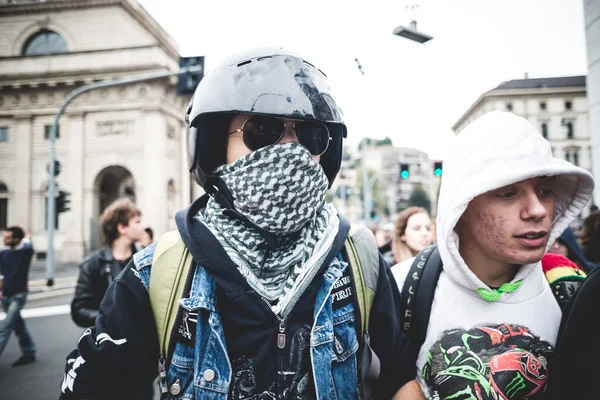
left=392, top=206, right=434, bottom=264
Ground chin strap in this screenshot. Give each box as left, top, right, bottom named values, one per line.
left=206, top=175, right=277, bottom=250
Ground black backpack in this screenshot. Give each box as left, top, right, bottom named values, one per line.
left=399, top=244, right=584, bottom=360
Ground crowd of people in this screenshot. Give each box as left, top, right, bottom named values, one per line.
left=0, top=47, right=599, bottom=399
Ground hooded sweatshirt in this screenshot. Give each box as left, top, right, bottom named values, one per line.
left=392, top=111, right=594, bottom=399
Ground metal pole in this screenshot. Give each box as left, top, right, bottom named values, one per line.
left=45, top=65, right=202, bottom=286
left=362, top=142, right=371, bottom=222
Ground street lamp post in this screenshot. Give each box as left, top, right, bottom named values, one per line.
left=44, top=65, right=202, bottom=287
left=393, top=4, right=433, bottom=43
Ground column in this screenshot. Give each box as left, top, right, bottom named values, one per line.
left=61, top=112, right=86, bottom=262
left=141, top=109, right=168, bottom=237
left=14, top=115, right=33, bottom=232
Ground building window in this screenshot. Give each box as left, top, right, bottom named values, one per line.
left=0, top=127, right=8, bottom=142
left=566, top=122, right=574, bottom=139
left=565, top=150, right=580, bottom=166
left=506, top=103, right=513, bottom=111
left=541, top=123, right=548, bottom=139
left=44, top=124, right=60, bottom=139
left=565, top=100, right=572, bottom=110
left=540, top=102, right=547, bottom=111
left=22, top=29, right=68, bottom=56
left=0, top=182, right=7, bottom=230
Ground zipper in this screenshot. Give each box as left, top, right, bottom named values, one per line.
left=277, top=319, right=286, bottom=349
left=157, top=355, right=168, bottom=395
left=261, top=297, right=286, bottom=349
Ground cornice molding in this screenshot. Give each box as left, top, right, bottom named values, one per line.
left=453, top=86, right=588, bottom=131
left=1, top=0, right=180, bottom=60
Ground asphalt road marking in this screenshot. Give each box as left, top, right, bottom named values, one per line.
left=0, top=304, right=70, bottom=321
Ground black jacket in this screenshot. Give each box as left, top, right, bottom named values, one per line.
left=70, top=245, right=137, bottom=328
left=547, top=266, right=600, bottom=399
left=60, top=197, right=414, bottom=399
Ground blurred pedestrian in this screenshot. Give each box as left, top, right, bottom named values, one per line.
left=548, top=226, right=595, bottom=272
left=376, top=222, right=395, bottom=265
left=138, top=227, right=154, bottom=248
left=392, top=206, right=433, bottom=264
left=0, top=226, right=36, bottom=366
left=71, top=198, right=145, bottom=328
left=580, top=210, right=600, bottom=266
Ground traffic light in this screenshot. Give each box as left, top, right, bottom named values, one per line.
left=178, top=56, right=205, bottom=95
left=57, top=190, right=71, bottom=213
left=433, top=161, right=443, bottom=177
left=400, top=163, right=410, bottom=179
left=47, top=160, right=61, bottom=177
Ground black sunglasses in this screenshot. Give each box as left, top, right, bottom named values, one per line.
left=228, top=116, right=331, bottom=156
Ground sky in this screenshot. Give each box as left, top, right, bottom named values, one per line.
left=138, top=0, right=589, bottom=160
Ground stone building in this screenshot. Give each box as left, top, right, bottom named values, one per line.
left=0, top=0, right=197, bottom=261
left=453, top=76, right=592, bottom=174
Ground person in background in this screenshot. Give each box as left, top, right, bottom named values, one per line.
left=71, top=198, right=146, bottom=328
left=548, top=226, right=596, bottom=273
left=392, top=206, right=434, bottom=264
left=138, top=227, right=154, bottom=248
left=0, top=226, right=36, bottom=367
left=580, top=210, right=600, bottom=266
left=376, top=222, right=395, bottom=265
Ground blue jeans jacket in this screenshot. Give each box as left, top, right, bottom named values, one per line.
left=135, top=248, right=358, bottom=400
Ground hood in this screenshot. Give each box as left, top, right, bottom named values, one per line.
left=556, top=227, right=596, bottom=272
left=437, top=111, right=594, bottom=297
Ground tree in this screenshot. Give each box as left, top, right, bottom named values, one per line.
left=408, top=184, right=431, bottom=213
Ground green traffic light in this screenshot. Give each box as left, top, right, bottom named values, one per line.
left=401, top=170, right=410, bottom=179
left=434, top=168, right=442, bottom=177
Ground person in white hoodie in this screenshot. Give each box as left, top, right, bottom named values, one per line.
left=392, top=111, right=594, bottom=399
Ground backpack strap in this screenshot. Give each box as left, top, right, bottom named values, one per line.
left=149, top=230, right=194, bottom=357
left=344, top=224, right=380, bottom=400
left=400, top=244, right=443, bottom=360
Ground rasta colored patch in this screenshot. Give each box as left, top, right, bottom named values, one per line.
left=424, top=323, right=554, bottom=400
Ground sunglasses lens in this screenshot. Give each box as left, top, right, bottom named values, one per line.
left=294, top=121, right=330, bottom=155
left=242, top=117, right=284, bottom=150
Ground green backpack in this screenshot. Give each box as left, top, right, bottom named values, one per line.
left=149, top=225, right=380, bottom=399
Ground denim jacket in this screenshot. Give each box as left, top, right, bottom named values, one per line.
left=134, top=245, right=359, bottom=400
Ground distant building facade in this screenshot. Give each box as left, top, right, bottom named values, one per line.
left=332, top=140, right=434, bottom=223
left=0, top=0, right=197, bottom=262
left=453, top=76, right=592, bottom=173
left=584, top=0, right=600, bottom=206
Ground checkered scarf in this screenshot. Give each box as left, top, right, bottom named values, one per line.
left=195, top=142, right=336, bottom=303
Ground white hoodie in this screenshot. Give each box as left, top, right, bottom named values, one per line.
left=392, top=111, right=594, bottom=399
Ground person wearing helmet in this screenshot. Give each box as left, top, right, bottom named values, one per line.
left=59, top=48, right=417, bottom=399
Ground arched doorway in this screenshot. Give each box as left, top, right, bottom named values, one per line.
left=89, top=166, right=135, bottom=250
left=94, top=166, right=136, bottom=215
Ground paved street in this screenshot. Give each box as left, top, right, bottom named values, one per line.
left=0, top=292, right=83, bottom=400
